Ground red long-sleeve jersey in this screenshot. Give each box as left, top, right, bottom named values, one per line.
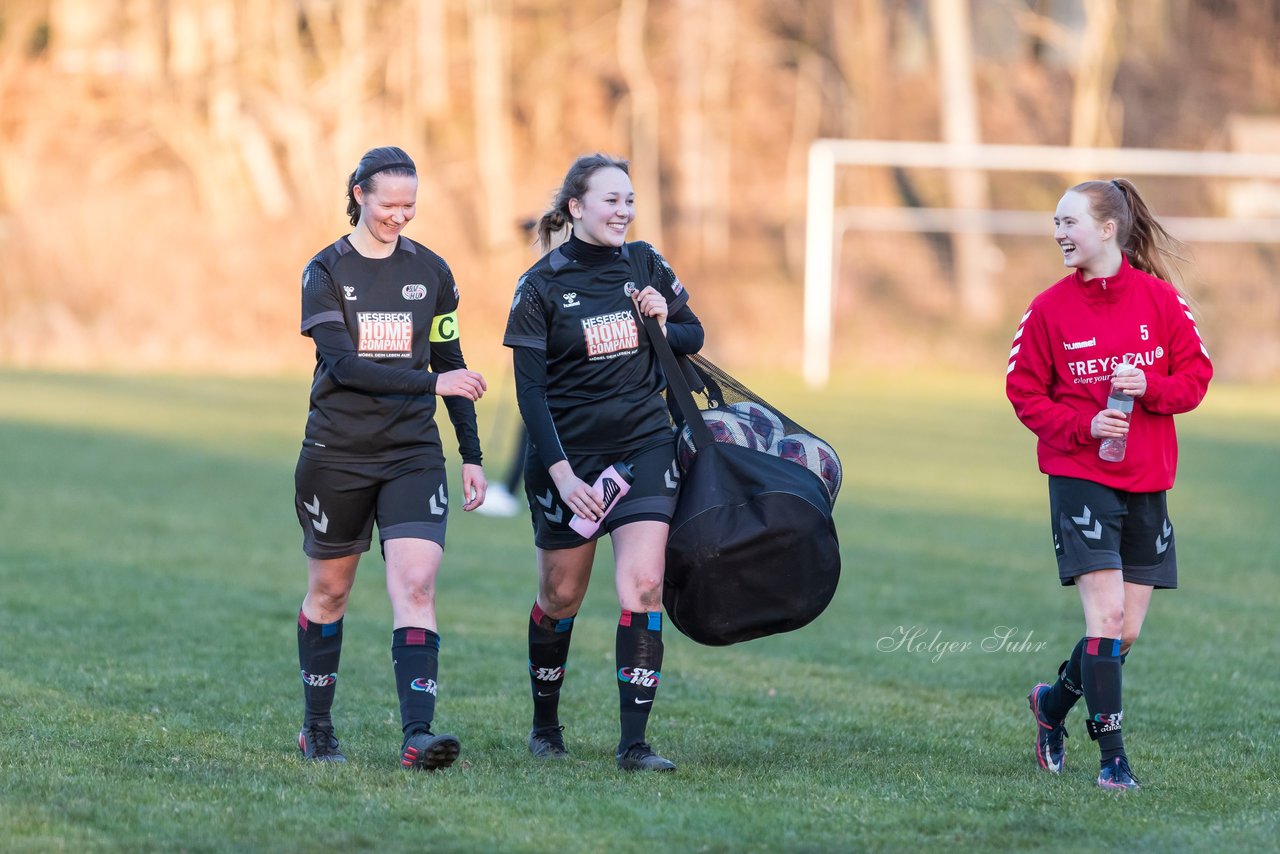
left=1006, top=256, right=1213, bottom=492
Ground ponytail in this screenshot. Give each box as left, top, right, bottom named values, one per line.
left=1109, top=178, right=1186, bottom=283
left=535, top=209, right=570, bottom=253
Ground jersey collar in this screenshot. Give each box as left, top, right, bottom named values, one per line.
left=1074, top=254, right=1134, bottom=301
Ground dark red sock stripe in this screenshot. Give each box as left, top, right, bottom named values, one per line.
left=532, top=602, right=546, bottom=625
left=1085, top=636, right=1121, bottom=657
left=618, top=609, right=633, bottom=627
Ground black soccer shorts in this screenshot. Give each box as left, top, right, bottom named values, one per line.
left=1047, top=475, right=1177, bottom=589
left=523, top=438, right=681, bottom=551
left=294, top=453, right=449, bottom=559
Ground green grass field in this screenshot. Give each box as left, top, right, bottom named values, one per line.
left=1, top=367, right=1277, bottom=852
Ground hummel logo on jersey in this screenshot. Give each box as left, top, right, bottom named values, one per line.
left=562, top=292, right=581, bottom=308
left=343, top=286, right=357, bottom=301
left=1063, top=337, right=1096, bottom=351
left=402, top=283, right=427, bottom=300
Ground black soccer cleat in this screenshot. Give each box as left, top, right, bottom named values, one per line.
left=298, top=724, right=346, bottom=763
left=528, top=725, right=569, bottom=760
left=616, top=741, right=676, bottom=772
left=400, top=730, right=461, bottom=771
left=1097, top=755, right=1141, bottom=791
left=1028, top=683, right=1068, bottom=774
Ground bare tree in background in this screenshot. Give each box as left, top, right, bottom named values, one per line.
left=1071, top=0, right=1122, bottom=150
left=469, top=0, right=516, bottom=249
left=618, top=0, right=664, bottom=246
left=1, top=0, right=1276, bottom=373
left=834, top=0, right=891, bottom=139
left=930, top=0, right=999, bottom=323
left=418, top=0, right=452, bottom=122
left=675, top=0, right=734, bottom=267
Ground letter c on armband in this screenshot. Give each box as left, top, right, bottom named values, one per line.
left=430, top=311, right=459, bottom=343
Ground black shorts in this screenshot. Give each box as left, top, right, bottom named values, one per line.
left=523, top=439, right=680, bottom=551
left=1048, top=476, right=1177, bottom=589
left=294, top=453, right=449, bottom=559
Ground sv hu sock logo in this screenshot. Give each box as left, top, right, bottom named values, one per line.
left=618, top=667, right=660, bottom=688
left=531, top=666, right=565, bottom=682
left=301, top=670, right=337, bottom=687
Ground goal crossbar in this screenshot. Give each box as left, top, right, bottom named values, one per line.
left=803, top=140, right=1280, bottom=386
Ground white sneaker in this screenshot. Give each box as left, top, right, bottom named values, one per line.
left=475, top=484, right=522, bottom=517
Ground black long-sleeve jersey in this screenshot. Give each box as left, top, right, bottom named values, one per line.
left=503, top=236, right=703, bottom=470
left=299, top=235, right=481, bottom=465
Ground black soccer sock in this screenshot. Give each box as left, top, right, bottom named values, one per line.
left=528, top=602, right=575, bottom=729
left=616, top=610, right=664, bottom=752
left=392, top=627, right=441, bottom=737
left=1081, top=636, right=1126, bottom=763
left=1041, top=637, right=1086, bottom=722
left=297, top=610, right=342, bottom=728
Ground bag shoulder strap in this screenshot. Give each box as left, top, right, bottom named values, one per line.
left=623, top=243, right=713, bottom=450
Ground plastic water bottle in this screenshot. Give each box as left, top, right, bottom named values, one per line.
left=568, top=462, right=635, bottom=537
left=1098, top=362, right=1136, bottom=462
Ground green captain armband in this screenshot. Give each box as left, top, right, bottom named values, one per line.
left=430, top=311, right=459, bottom=343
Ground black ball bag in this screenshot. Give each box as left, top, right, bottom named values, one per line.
left=663, top=441, right=841, bottom=646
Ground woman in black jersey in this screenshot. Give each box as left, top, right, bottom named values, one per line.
left=292, top=146, right=489, bottom=771
left=504, top=154, right=704, bottom=772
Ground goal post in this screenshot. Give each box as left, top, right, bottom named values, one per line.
left=803, top=140, right=1280, bottom=386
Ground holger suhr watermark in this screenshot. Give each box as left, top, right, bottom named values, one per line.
left=876, top=625, right=1049, bottom=663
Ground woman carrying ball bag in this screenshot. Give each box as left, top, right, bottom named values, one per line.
left=291, top=146, right=489, bottom=771
left=1006, top=178, right=1212, bottom=790
left=503, top=153, right=704, bottom=771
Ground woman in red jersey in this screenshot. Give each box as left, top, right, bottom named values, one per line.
left=1006, top=178, right=1212, bottom=791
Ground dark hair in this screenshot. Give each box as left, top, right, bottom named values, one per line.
left=1070, top=178, right=1186, bottom=284
left=536, top=154, right=630, bottom=251
left=346, top=146, right=417, bottom=226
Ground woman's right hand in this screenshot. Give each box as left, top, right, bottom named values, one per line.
left=435, top=369, right=487, bottom=400
left=549, top=460, right=605, bottom=521
left=1090, top=408, right=1130, bottom=439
